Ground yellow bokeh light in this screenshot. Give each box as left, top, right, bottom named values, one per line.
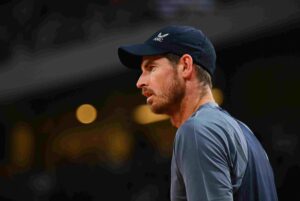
left=133, top=104, right=169, bottom=124
left=106, top=127, right=133, bottom=165
left=76, top=104, right=97, bottom=124
left=212, top=88, right=224, bottom=105
left=11, top=122, right=34, bottom=169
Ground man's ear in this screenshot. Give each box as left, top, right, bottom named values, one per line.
left=179, top=54, right=194, bottom=79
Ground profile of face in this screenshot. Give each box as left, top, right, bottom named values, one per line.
left=136, top=55, right=185, bottom=114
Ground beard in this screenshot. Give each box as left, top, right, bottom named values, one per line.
left=149, top=74, right=185, bottom=114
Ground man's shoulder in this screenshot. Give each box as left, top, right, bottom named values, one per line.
left=191, top=105, right=236, bottom=129
left=195, top=104, right=233, bottom=121
left=177, top=104, right=243, bottom=141
left=176, top=108, right=224, bottom=139
left=174, top=106, right=237, bottom=157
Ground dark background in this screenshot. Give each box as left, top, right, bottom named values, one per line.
left=0, top=0, right=299, bottom=200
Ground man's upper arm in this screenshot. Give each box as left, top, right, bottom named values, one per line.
left=173, top=119, right=233, bottom=201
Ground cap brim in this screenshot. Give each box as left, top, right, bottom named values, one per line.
left=118, top=43, right=168, bottom=69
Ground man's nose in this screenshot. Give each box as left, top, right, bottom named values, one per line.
left=136, top=73, right=147, bottom=89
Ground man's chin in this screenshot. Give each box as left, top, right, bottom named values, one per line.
left=149, top=104, right=168, bottom=115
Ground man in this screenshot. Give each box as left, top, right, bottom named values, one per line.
left=118, top=25, right=278, bottom=201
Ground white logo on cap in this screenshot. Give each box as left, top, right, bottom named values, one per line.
left=153, top=32, right=169, bottom=42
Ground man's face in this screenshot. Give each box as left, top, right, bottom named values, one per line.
left=136, top=55, right=185, bottom=114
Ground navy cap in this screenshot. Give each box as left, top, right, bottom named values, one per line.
left=118, top=25, right=216, bottom=76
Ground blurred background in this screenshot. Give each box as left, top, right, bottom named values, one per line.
left=0, top=0, right=299, bottom=200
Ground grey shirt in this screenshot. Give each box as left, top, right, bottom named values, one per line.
left=171, top=102, right=248, bottom=201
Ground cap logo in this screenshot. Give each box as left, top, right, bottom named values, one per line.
left=153, top=32, right=169, bottom=42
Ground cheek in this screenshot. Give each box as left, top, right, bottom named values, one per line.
left=150, top=68, right=178, bottom=94
left=149, top=75, right=164, bottom=90
left=157, top=76, right=176, bottom=95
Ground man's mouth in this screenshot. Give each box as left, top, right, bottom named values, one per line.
left=142, top=89, right=155, bottom=104
left=143, top=92, right=153, bottom=98
left=142, top=88, right=154, bottom=98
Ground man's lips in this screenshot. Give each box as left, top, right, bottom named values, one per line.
left=142, top=89, right=154, bottom=98
left=143, top=92, right=153, bottom=98
left=142, top=89, right=155, bottom=104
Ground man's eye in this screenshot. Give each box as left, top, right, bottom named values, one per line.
left=148, top=66, right=156, bottom=71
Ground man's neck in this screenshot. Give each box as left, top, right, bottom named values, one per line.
left=170, top=89, right=215, bottom=128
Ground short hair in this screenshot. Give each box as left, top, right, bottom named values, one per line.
left=164, top=53, right=213, bottom=89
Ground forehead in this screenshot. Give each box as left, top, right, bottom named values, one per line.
left=141, top=55, right=169, bottom=68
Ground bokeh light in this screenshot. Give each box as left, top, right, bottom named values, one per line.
left=11, top=122, right=34, bottom=169
left=133, top=104, right=169, bottom=124
left=76, top=104, right=97, bottom=124
left=212, top=88, right=224, bottom=105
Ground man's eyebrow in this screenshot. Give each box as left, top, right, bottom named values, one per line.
left=142, top=60, right=157, bottom=69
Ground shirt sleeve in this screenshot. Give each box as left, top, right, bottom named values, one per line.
left=171, top=119, right=234, bottom=201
